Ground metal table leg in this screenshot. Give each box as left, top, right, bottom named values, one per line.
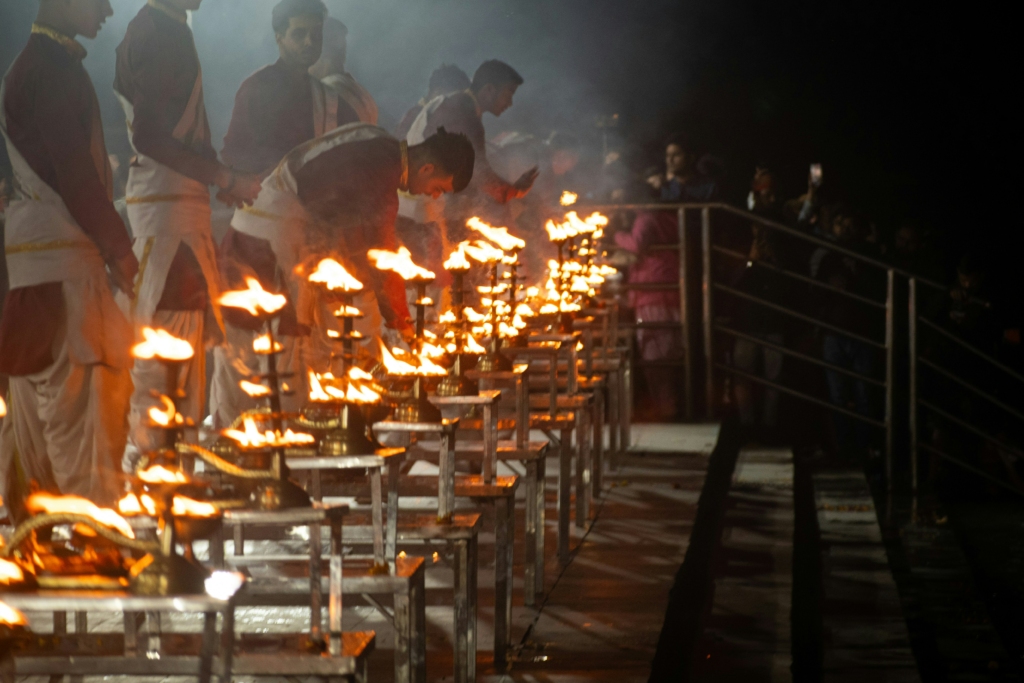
left=329, top=520, right=344, bottom=657
left=558, top=427, right=572, bottom=564
left=453, top=536, right=478, bottom=683
left=524, top=460, right=538, bottom=605
left=593, top=384, right=605, bottom=497
left=309, top=518, right=323, bottom=642
left=494, top=495, right=514, bottom=669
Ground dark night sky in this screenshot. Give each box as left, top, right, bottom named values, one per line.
left=0, top=0, right=1014, bottom=270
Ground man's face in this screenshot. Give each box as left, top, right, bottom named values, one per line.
left=409, top=163, right=454, bottom=199
left=66, top=0, right=113, bottom=39
left=480, top=83, right=517, bottom=116
left=665, top=144, right=689, bottom=177
left=277, top=15, right=324, bottom=69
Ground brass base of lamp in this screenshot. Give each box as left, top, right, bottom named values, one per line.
left=436, top=372, right=478, bottom=397
left=250, top=477, right=312, bottom=510
left=476, top=350, right=513, bottom=373
left=394, top=395, right=442, bottom=423
left=130, top=553, right=209, bottom=596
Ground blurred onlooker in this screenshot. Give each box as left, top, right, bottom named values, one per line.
left=614, top=210, right=682, bottom=421
left=645, top=133, right=717, bottom=202
left=394, top=63, right=471, bottom=141
left=311, top=17, right=379, bottom=125
left=747, top=163, right=783, bottom=222
left=809, top=205, right=861, bottom=278
left=731, top=226, right=787, bottom=435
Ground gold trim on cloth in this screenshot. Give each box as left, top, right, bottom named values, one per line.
left=399, top=140, right=409, bottom=192
left=131, top=237, right=155, bottom=312
left=240, top=206, right=283, bottom=221
left=147, top=0, right=188, bottom=24
left=5, top=239, right=92, bottom=255
left=30, top=24, right=86, bottom=60
left=125, top=193, right=209, bottom=205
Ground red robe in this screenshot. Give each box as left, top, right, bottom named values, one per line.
left=219, top=135, right=410, bottom=331
left=114, top=2, right=217, bottom=312
left=0, top=32, right=133, bottom=375
left=221, top=59, right=360, bottom=177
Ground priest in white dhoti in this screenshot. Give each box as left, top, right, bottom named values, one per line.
left=114, top=0, right=261, bottom=462
left=0, top=3, right=139, bottom=507
left=210, top=124, right=475, bottom=429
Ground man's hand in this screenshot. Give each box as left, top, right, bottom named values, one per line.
left=214, top=168, right=262, bottom=208
left=509, top=166, right=539, bottom=200
left=646, top=174, right=664, bottom=191
left=109, top=251, right=140, bottom=294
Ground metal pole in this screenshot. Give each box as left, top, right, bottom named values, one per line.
left=677, top=208, right=692, bottom=420
left=908, top=278, right=918, bottom=519
left=701, top=207, right=714, bottom=419
left=885, top=269, right=894, bottom=493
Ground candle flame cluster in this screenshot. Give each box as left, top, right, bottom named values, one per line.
left=308, top=366, right=383, bottom=404
left=308, top=258, right=363, bottom=292
left=218, top=277, right=287, bottom=317
left=222, top=417, right=316, bottom=449
left=368, top=246, right=435, bottom=281
left=378, top=340, right=448, bottom=377
left=132, top=327, right=194, bottom=361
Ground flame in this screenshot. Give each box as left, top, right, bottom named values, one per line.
left=218, top=277, right=288, bottom=317
left=148, top=395, right=182, bottom=427
left=0, top=600, right=27, bottom=626
left=308, top=258, right=363, bottom=292
left=240, top=380, right=271, bottom=398
left=420, top=341, right=446, bottom=359
left=25, top=492, right=135, bottom=539
left=333, top=305, right=362, bottom=317
left=205, top=570, right=245, bottom=600
left=439, top=310, right=457, bottom=324
left=118, top=493, right=156, bottom=516
left=132, top=327, right=194, bottom=361
left=539, top=303, right=559, bottom=314
left=514, top=303, right=535, bottom=318
left=0, top=396, right=7, bottom=418
left=309, top=369, right=381, bottom=404
left=464, top=334, right=486, bottom=354
left=545, top=219, right=571, bottom=242
left=1, top=558, right=25, bottom=585
left=462, top=240, right=504, bottom=264
left=526, top=286, right=540, bottom=298
left=477, top=284, right=509, bottom=295
left=350, top=367, right=375, bottom=382
left=223, top=418, right=315, bottom=449
left=344, top=382, right=382, bottom=403
left=367, top=247, right=435, bottom=280
left=463, top=307, right=486, bottom=323
left=253, top=334, right=283, bottom=354
left=443, top=243, right=472, bottom=271
left=308, top=370, right=334, bottom=402
left=172, top=496, right=218, bottom=518
left=466, top=217, right=525, bottom=251
left=137, top=465, right=189, bottom=485
left=560, top=190, right=578, bottom=206
left=570, top=275, right=591, bottom=293
left=377, top=340, right=447, bottom=377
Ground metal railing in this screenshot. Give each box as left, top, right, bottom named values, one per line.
left=909, top=278, right=1024, bottom=507
left=589, top=201, right=945, bottom=492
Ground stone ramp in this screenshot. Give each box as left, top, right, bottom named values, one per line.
left=815, top=469, right=920, bottom=683
left=691, top=447, right=794, bottom=682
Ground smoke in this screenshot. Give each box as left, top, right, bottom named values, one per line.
left=2, top=0, right=694, bottom=162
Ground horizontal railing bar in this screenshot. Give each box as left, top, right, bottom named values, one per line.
left=918, top=317, right=1024, bottom=384
left=712, top=245, right=886, bottom=308
left=717, top=362, right=886, bottom=427
left=621, top=282, right=679, bottom=290
left=919, top=357, right=1024, bottom=423
left=715, top=283, right=885, bottom=348
left=917, top=442, right=1024, bottom=498
left=635, top=359, right=687, bottom=367
left=586, top=201, right=945, bottom=289
left=622, top=322, right=683, bottom=329
left=918, top=398, right=1024, bottom=461
left=715, top=324, right=886, bottom=386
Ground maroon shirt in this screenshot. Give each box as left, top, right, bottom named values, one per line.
left=0, top=31, right=134, bottom=375
left=421, top=91, right=515, bottom=203
left=115, top=3, right=218, bottom=311
left=222, top=60, right=360, bottom=177
left=219, top=136, right=410, bottom=331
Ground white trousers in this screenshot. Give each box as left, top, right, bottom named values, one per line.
left=5, top=325, right=131, bottom=507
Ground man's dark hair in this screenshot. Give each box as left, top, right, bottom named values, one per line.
left=471, top=60, right=523, bottom=93
left=420, top=127, right=475, bottom=192
left=428, top=64, right=471, bottom=98
left=272, top=0, right=327, bottom=35
left=665, top=132, right=695, bottom=154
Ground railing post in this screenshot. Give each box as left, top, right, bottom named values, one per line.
left=885, top=269, right=894, bottom=494
left=909, top=278, right=918, bottom=519
left=677, top=207, right=692, bottom=420
left=701, top=207, right=714, bottom=419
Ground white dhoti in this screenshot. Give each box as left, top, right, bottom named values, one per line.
left=1, top=80, right=133, bottom=506
left=116, top=65, right=222, bottom=462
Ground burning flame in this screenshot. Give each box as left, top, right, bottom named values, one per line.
left=350, top=367, right=375, bottom=382
left=308, top=258, right=363, bottom=292
left=462, top=240, right=504, bottom=264
left=253, top=334, right=283, bottom=354
left=205, top=570, right=245, bottom=600
left=560, top=190, right=578, bottom=206
left=545, top=219, right=572, bottom=242
left=466, top=217, right=526, bottom=251
left=223, top=418, right=315, bottom=449
left=367, top=247, right=435, bottom=280
left=462, top=307, right=486, bottom=323
left=218, top=277, right=288, bottom=317
left=0, top=396, right=7, bottom=418
left=0, top=600, right=27, bottom=626
left=443, top=243, right=471, bottom=271
left=464, top=334, right=486, bottom=354
left=137, top=465, right=189, bottom=485
left=148, top=395, right=182, bottom=427
left=25, top=492, right=135, bottom=539
left=333, top=305, right=362, bottom=317
left=1, top=558, right=25, bottom=585
left=514, top=303, right=535, bottom=318
left=420, top=341, right=447, bottom=359
left=377, top=340, right=447, bottom=377
left=308, top=370, right=381, bottom=404
left=118, top=493, right=157, bottom=516
left=540, top=303, right=559, bottom=314
left=172, top=496, right=218, bottom=518
left=439, top=310, right=457, bottom=324
left=132, top=327, right=194, bottom=361
left=240, top=380, right=271, bottom=398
